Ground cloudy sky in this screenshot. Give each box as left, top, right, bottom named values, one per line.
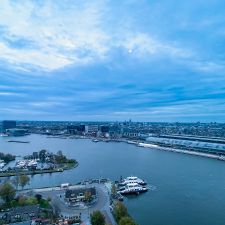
left=0, top=0, right=225, bottom=122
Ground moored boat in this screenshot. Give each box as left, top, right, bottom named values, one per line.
left=118, top=183, right=148, bottom=195
left=119, top=176, right=147, bottom=186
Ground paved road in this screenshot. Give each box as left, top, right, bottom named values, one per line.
left=21, top=184, right=117, bottom=225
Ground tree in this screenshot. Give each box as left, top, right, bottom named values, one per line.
left=19, top=174, right=30, bottom=189
left=25, top=196, right=38, bottom=205
left=18, top=196, right=26, bottom=206
left=114, top=202, right=128, bottom=222
left=55, top=151, right=67, bottom=164
left=35, top=194, right=42, bottom=202
left=12, top=174, right=20, bottom=190
left=0, top=182, right=16, bottom=202
left=111, top=183, right=117, bottom=196
left=84, top=191, right=92, bottom=202
left=119, top=217, right=137, bottom=225
left=90, top=211, right=105, bottom=225
left=39, top=149, right=47, bottom=162
left=57, top=150, right=63, bottom=156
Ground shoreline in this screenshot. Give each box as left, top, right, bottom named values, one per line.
left=0, top=162, right=78, bottom=177
left=137, top=142, right=225, bottom=161
left=44, top=135, right=225, bottom=162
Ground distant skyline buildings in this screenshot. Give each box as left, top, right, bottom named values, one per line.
left=0, top=1, right=225, bottom=122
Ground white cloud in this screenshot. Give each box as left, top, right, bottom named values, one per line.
left=28, top=101, right=65, bottom=108
left=0, top=0, right=110, bottom=71
left=0, top=42, right=72, bottom=71
left=0, top=91, right=25, bottom=96
left=119, top=33, right=191, bottom=59
left=0, top=0, right=193, bottom=72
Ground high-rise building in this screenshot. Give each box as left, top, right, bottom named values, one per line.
left=67, top=124, right=85, bottom=135
left=100, top=125, right=109, bottom=133
left=2, top=120, right=16, bottom=132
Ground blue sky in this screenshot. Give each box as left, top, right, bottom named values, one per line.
left=0, top=0, right=225, bottom=122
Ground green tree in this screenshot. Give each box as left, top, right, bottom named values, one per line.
left=39, top=198, right=49, bottom=208
left=12, top=174, right=20, bottom=190
left=114, top=202, right=128, bottom=222
left=111, top=183, right=117, bottom=196
left=57, top=150, right=63, bottom=156
left=35, top=194, right=42, bottom=202
left=119, top=216, right=137, bottom=225
left=39, top=149, right=47, bottom=162
left=90, top=211, right=105, bottom=225
left=19, top=174, right=30, bottom=189
left=25, top=196, right=38, bottom=205
left=84, top=191, right=92, bottom=202
left=0, top=182, right=16, bottom=203
left=18, top=196, right=26, bottom=206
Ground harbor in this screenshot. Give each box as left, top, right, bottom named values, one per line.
left=0, top=150, right=78, bottom=177
left=1, top=134, right=225, bottom=225
left=16, top=176, right=148, bottom=224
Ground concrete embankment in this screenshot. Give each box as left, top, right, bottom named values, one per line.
left=138, top=142, right=225, bottom=161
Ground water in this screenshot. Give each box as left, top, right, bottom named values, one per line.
left=1, top=134, right=225, bottom=225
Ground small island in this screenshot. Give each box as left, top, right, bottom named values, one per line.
left=0, top=150, right=78, bottom=177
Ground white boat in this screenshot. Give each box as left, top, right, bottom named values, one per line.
left=118, top=183, right=148, bottom=195
left=120, top=176, right=147, bottom=186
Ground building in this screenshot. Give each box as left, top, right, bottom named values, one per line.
left=6, top=128, right=28, bottom=136
left=2, top=120, right=16, bottom=132
left=109, top=125, right=122, bottom=138
left=0, top=205, right=40, bottom=224
left=67, top=125, right=85, bottom=135
left=87, top=125, right=99, bottom=133
left=122, top=128, right=140, bottom=138
left=59, top=212, right=81, bottom=223
left=100, top=125, right=110, bottom=133
left=65, top=187, right=96, bottom=203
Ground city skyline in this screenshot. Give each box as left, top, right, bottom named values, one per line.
left=1, top=0, right=225, bottom=122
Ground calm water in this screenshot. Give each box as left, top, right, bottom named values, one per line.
left=1, top=134, right=225, bottom=225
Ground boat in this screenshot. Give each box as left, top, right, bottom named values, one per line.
left=8, top=140, right=30, bottom=143
left=118, top=183, right=148, bottom=195
left=92, top=139, right=99, bottom=142
left=119, top=176, right=147, bottom=186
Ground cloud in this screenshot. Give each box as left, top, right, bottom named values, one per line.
left=0, top=0, right=110, bottom=71
left=111, top=99, right=225, bottom=121
left=0, top=0, right=194, bottom=72
left=0, top=91, right=25, bottom=97
left=1, top=0, right=225, bottom=122
left=119, top=33, right=191, bottom=59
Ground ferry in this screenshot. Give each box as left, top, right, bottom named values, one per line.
left=119, top=176, right=147, bottom=186
left=118, top=183, right=148, bottom=195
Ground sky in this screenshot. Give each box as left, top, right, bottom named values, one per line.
left=0, top=0, right=225, bottom=122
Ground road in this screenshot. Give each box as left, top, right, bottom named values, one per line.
left=20, top=183, right=117, bottom=225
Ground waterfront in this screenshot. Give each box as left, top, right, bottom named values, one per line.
left=1, top=135, right=225, bottom=225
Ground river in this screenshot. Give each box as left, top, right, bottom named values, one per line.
left=1, top=134, right=225, bottom=225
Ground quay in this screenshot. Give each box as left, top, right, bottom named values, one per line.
left=137, top=142, right=225, bottom=161
left=43, top=135, right=225, bottom=162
